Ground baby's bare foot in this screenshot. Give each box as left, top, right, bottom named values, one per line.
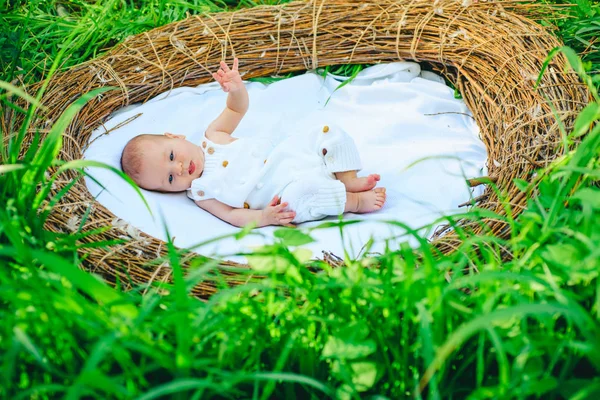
left=347, top=187, right=386, bottom=213
left=343, top=174, right=380, bottom=193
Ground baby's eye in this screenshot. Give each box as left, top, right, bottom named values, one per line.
left=170, top=151, right=174, bottom=161
left=169, top=174, right=173, bottom=184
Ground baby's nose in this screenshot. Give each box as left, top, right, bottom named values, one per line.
left=178, top=161, right=183, bottom=175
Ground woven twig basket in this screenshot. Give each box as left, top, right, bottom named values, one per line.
left=6, top=0, right=589, bottom=297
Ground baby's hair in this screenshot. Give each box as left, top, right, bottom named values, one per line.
left=121, top=134, right=160, bottom=187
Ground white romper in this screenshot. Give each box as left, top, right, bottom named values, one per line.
left=187, top=124, right=362, bottom=224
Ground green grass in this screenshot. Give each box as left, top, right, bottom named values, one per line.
left=1, top=0, right=600, bottom=399
left=541, top=0, right=599, bottom=70
left=0, top=0, right=295, bottom=84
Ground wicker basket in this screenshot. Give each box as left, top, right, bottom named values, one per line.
left=6, top=0, right=589, bottom=297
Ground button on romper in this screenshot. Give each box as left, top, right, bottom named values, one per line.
left=187, top=124, right=363, bottom=224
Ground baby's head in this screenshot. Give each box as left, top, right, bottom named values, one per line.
left=121, top=133, right=205, bottom=192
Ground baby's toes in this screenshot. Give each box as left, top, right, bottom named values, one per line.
left=367, top=174, right=380, bottom=184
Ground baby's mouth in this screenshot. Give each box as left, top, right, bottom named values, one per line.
left=189, top=161, right=196, bottom=175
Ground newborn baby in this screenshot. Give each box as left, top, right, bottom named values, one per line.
left=120, top=58, right=386, bottom=227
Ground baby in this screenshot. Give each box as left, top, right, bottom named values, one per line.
left=121, top=58, right=386, bottom=227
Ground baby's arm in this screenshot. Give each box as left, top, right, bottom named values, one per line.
left=196, top=196, right=295, bottom=228
left=206, top=58, right=248, bottom=137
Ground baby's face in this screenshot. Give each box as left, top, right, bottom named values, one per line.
left=137, top=133, right=204, bottom=192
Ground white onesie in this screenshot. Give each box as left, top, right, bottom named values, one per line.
left=187, top=124, right=362, bottom=224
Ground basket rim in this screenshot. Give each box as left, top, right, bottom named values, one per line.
left=9, top=0, right=589, bottom=298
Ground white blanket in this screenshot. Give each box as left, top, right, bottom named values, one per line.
left=84, top=62, right=487, bottom=261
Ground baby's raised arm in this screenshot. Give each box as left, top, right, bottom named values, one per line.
left=195, top=196, right=295, bottom=228
left=206, top=58, right=248, bottom=138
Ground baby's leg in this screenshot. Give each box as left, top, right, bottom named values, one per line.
left=335, top=170, right=380, bottom=193
left=279, top=177, right=386, bottom=222
left=279, top=177, right=347, bottom=224
left=345, top=188, right=387, bottom=213
left=316, top=124, right=379, bottom=192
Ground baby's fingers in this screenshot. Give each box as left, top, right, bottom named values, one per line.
left=232, top=57, right=239, bottom=71
left=269, top=196, right=280, bottom=207
left=275, top=201, right=289, bottom=211
left=212, top=72, right=225, bottom=85
left=278, top=213, right=296, bottom=225
left=220, top=60, right=231, bottom=72
left=278, top=211, right=295, bottom=220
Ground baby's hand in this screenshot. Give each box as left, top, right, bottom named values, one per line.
left=261, top=196, right=296, bottom=226
left=212, top=58, right=243, bottom=93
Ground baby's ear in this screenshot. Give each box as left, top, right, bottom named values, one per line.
left=164, top=132, right=186, bottom=140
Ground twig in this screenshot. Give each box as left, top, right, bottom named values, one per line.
left=521, top=153, right=543, bottom=168
left=467, top=175, right=498, bottom=187
left=424, top=111, right=476, bottom=121
left=458, top=194, right=489, bottom=208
